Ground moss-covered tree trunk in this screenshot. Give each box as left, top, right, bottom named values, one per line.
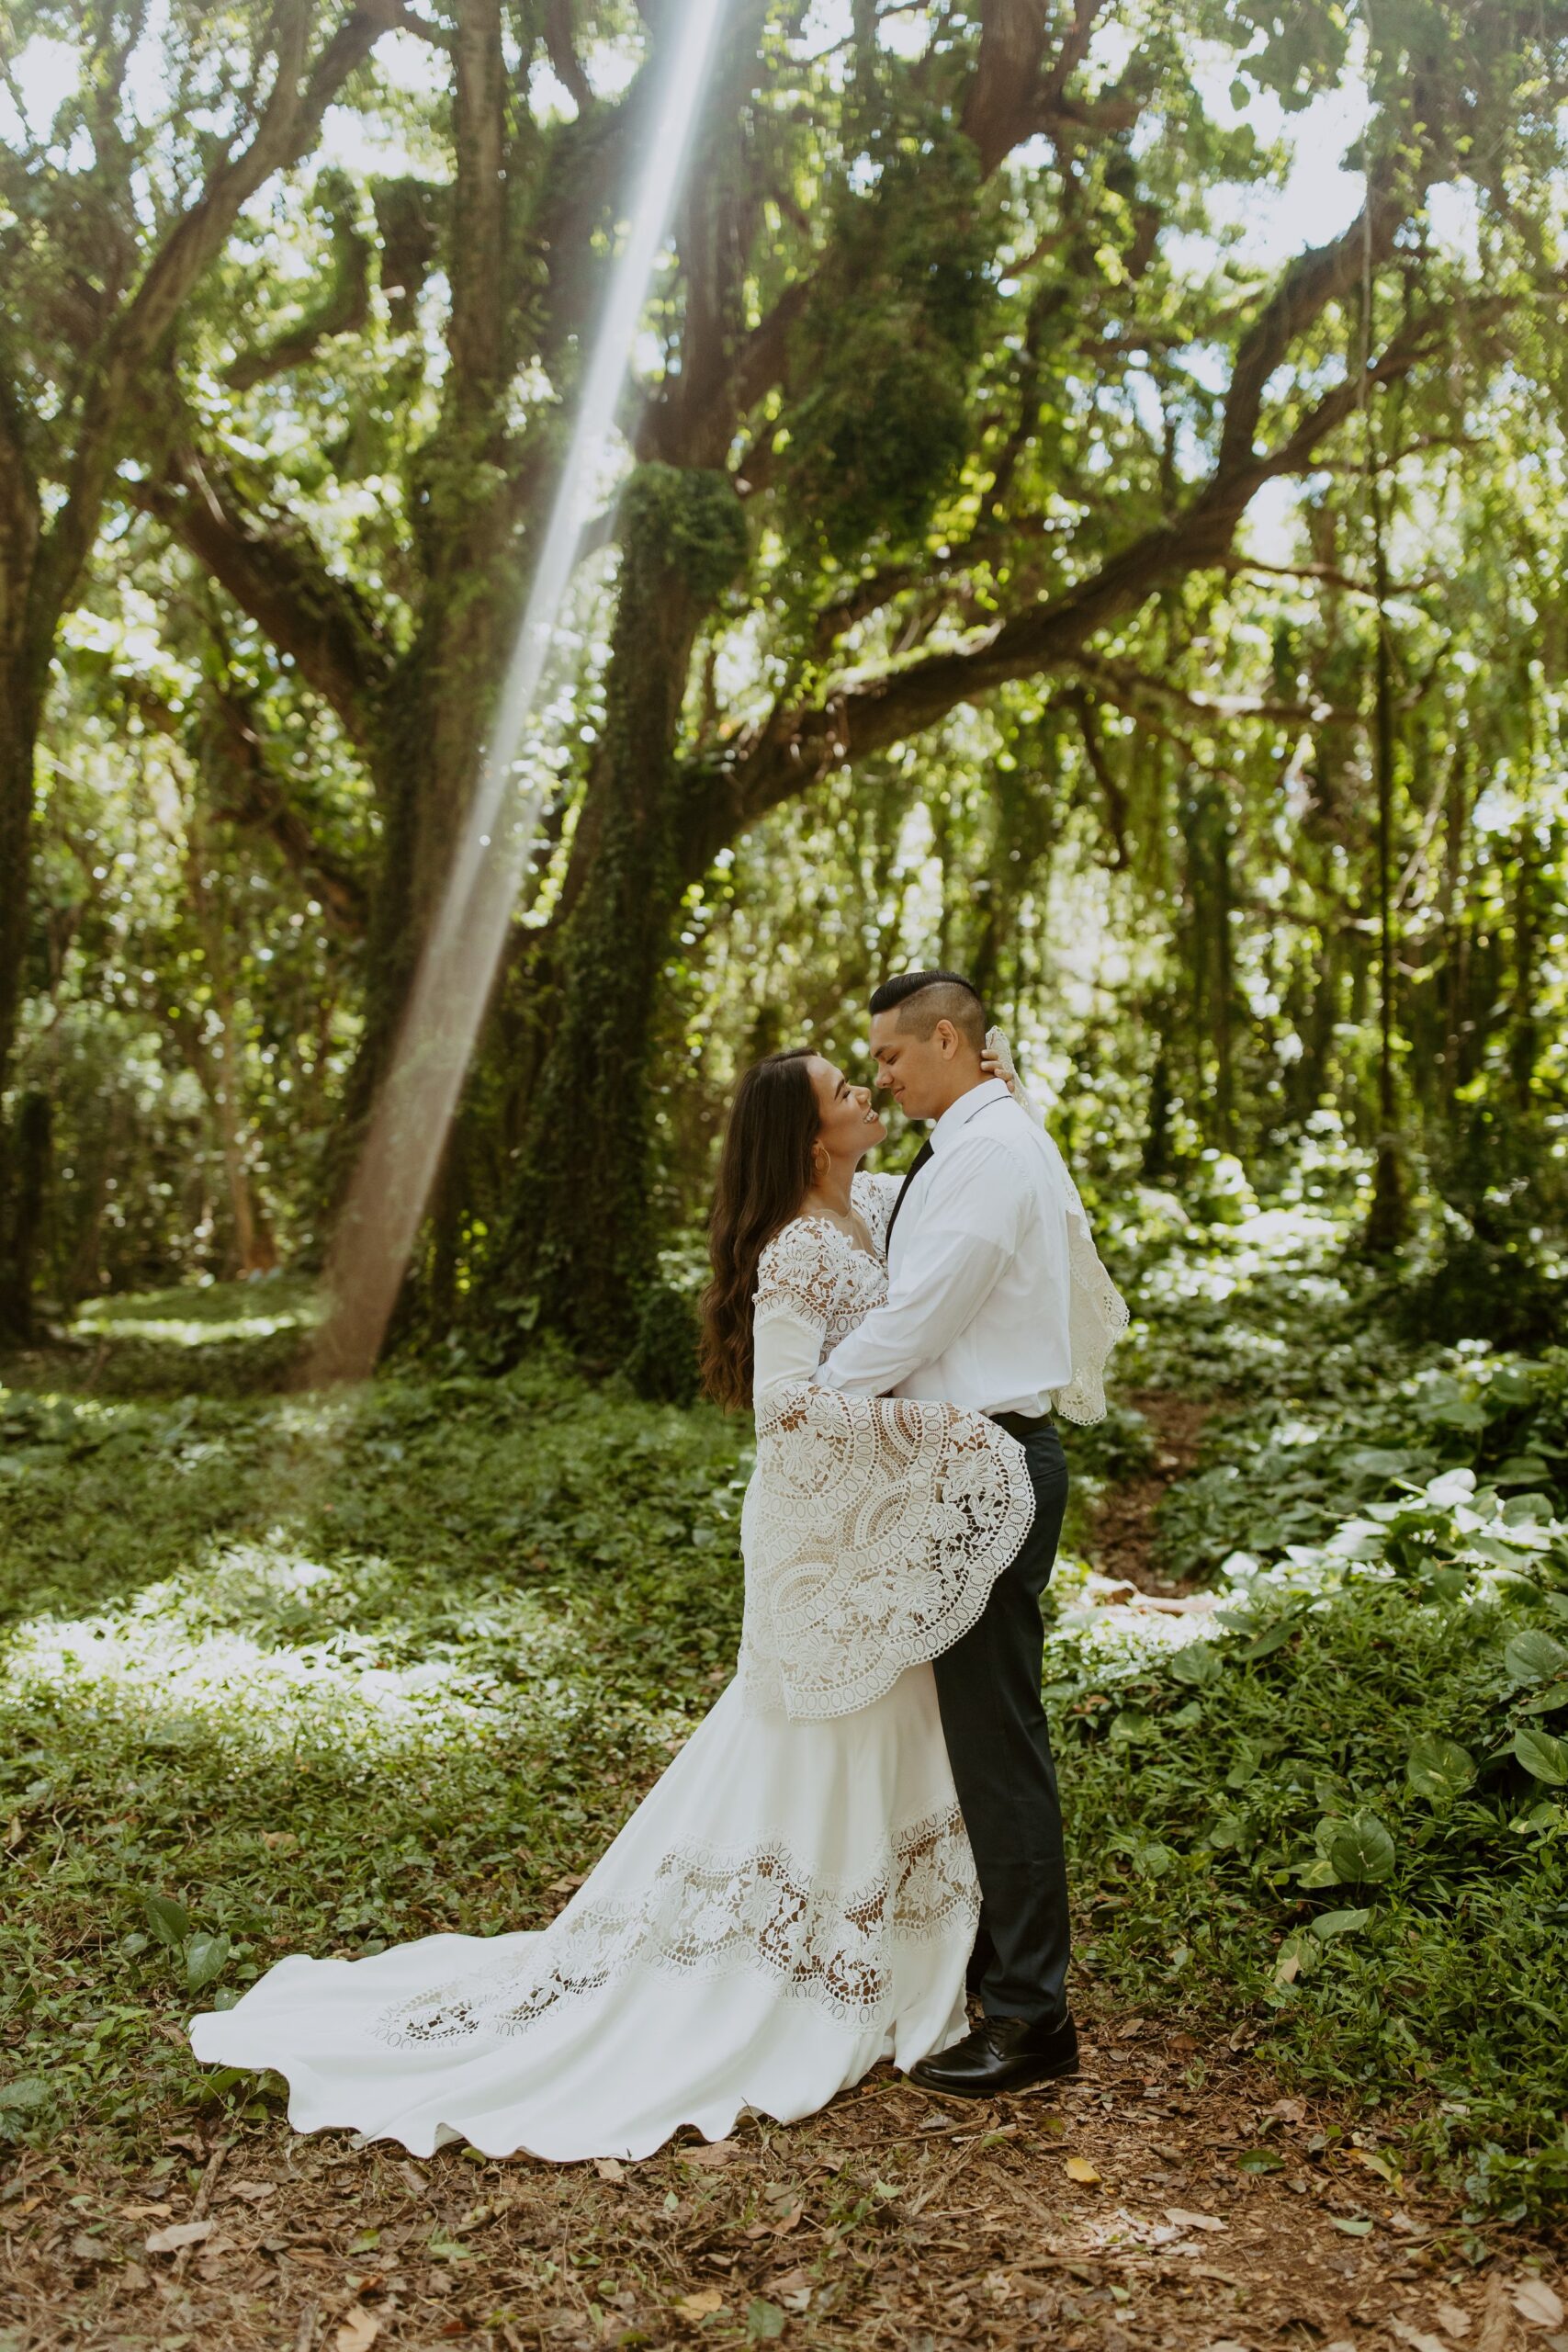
left=0, top=600, right=45, bottom=1344
left=489, top=465, right=744, bottom=1360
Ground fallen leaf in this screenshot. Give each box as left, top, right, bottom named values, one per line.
left=1065, top=2156, right=1101, bottom=2184
left=1166, top=2207, right=1225, bottom=2232
left=769, top=2203, right=805, bottom=2233
left=1273, top=1951, right=1302, bottom=1985
left=223, top=2179, right=277, bottom=2203
left=262, top=1831, right=297, bottom=1851
left=594, top=2157, right=626, bottom=2185
left=1117, top=2017, right=1146, bottom=2038
left=675, top=2288, right=725, bottom=2321
left=118, top=2201, right=174, bottom=2219
left=334, top=2308, right=381, bottom=2352
left=1268, top=2098, right=1306, bottom=2124
left=1479, top=2276, right=1512, bottom=2352
left=145, top=2219, right=214, bottom=2255
left=1205, top=2341, right=1251, bottom=2352
left=1353, top=2146, right=1401, bottom=2184
left=680, top=2139, right=741, bottom=2169
left=764, top=2267, right=812, bottom=2300
left=548, top=1874, right=586, bottom=1894
left=1330, top=2216, right=1374, bottom=2236
left=1437, top=2302, right=1472, bottom=2339
left=1390, top=2320, right=1449, bottom=2352
left=69, top=2233, right=111, bottom=2264
left=1513, top=2280, right=1566, bottom=2329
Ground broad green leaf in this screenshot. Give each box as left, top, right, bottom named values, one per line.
left=184, top=1930, right=231, bottom=1993
left=1513, top=1725, right=1568, bottom=1786
left=1309, top=1906, right=1371, bottom=1941
left=1405, top=1735, right=1476, bottom=1804
left=143, top=1893, right=191, bottom=1951
left=1504, top=1629, right=1568, bottom=1685
left=1325, top=1813, right=1396, bottom=1884
left=1238, top=1618, right=1298, bottom=1661
left=1330, top=2216, right=1374, bottom=2235
left=1236, top=2149, right=1284, bottom=2174
left=1294, top=1858, right=1338, bottom=1888
left=747, top=2301, right=787, bottom=2343
left=1168, top=1642, right=1221, bottom=1688
left=1111, top=1707, right=1154, bottom=1743
left=0, top=2077, right=51, bottom=2112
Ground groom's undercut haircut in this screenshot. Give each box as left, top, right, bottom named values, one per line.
left=871, top=970, right=986, bottom=1050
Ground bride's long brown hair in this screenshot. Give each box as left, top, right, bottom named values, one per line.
left=700, top=1048, right=819, bottom=1411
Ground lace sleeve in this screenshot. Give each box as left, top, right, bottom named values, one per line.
left=753, top=1220, right=838, bottom=1349
left=851, top=1170, right=901, bottom=1259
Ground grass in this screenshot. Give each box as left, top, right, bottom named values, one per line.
left=1, top=1213, right=1564, bottom=2242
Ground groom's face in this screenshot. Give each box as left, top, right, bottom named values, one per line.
left=869, top=1010, right=961, bottom=1122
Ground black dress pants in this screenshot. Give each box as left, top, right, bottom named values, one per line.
left=931, top=1419, right=1070, bottom=2027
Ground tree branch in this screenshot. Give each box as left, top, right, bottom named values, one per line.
left=681, top=272, right=1461, bottom=876
left=33, top=0, right=391, bottom=653
left=205, top=684, right=369, bottom=933
left=137, top=447, right=393, bottom=758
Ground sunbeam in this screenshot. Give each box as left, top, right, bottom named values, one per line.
left=311, top=0, right=737, bottom=1384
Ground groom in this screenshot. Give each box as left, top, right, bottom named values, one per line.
left=817, top=969, right=1077, bottom=2093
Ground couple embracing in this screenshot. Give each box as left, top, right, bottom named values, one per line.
left=193, top=971, right=1128, bottom=2161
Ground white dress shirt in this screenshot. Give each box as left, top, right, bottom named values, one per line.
left=816, top=1078, right=1074, bottom=1416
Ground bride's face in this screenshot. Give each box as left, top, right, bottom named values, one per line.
left=807, top=1057, right=886, bottom=1165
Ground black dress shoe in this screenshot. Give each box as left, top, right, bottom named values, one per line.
left=910, top=2013, right=1079, bottom=2098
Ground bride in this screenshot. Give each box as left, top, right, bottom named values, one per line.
left=191, top=1039, right=1107, bottom=2162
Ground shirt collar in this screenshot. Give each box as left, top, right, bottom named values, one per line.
left=929, top=1077, right=1010, bottom=1154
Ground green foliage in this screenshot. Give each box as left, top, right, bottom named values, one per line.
left=624, top=1279, right=702, bottom=1407
left=781, top=119, right=992, bottom=563
left=619, top=466, right=749, bottom=607
left=1055, top=1219, right=1568, bottom=2225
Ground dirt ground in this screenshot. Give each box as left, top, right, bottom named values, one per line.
left=3, top=2002, right=1564, bottom=2352
left=5, top=1394, right=1563, bottom=2351
left=1088, top=1394, right=1212, bottom=1596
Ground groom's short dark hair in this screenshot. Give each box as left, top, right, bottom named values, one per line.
left=870, top=970, right=986, bottom=1048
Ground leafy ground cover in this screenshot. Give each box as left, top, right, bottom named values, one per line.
left=1, top=1218, right=1565, bottom=2348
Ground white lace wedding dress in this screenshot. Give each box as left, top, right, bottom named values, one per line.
left=189, top=1178, right=1043, bottom=2162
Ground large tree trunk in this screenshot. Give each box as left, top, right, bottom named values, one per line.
left=0, top=630, right=44, bottom=1344
left=488, top=464, right=745, bottom=1359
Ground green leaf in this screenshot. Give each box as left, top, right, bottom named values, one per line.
left=1294, top=1858, right=1338, bottom=1887
left=184, top=1931, right=231, bottom=1993
left=1325, top=1813, right=1396, bottom=1884
left=1238, top=1617, right=1298, bottom=1662
left=1309, top=1906, right=1371, bottom=1941
left=1110, top=1707, right=1155, bottom=1743
left=143, top=1893, right=191, bottom=1951
left=1505, top=1629, right=1568, bottom=1685
left=747, top=2301, right=787, bottom=2341
left=1168, top=1642, right=1222, bottom=1688
left=1330, top=2216, right=1374, bottom=2235
left=0, top=2077, right=51, bottom=2112
left=1236, top=2148, right=1284, bottom=2174
left=1228, top=75, right=1250, bottom=109
left=1513, top=1725, right=1568, bottom=1786
left=1405, top=1735, right=1477, bottom=1804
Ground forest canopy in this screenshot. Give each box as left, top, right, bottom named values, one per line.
left=1, top=0, right=1565, bottom=1355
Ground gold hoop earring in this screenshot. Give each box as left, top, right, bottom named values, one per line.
left=811, top=1144, right=830, bottom=1180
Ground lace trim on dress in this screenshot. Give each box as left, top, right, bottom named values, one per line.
left=741, top=1207, right=1034, bottom=1722
left=370, top=1804, right=977, bottom=2046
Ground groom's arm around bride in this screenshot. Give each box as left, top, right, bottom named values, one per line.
left=817, top=969, right=1082, bottom=2096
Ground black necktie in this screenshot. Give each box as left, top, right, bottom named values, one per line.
left=884, top=1138, right=933, bottom=1253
